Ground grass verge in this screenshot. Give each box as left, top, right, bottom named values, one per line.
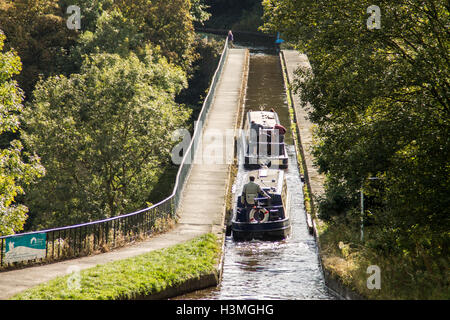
left=319, top=221, right=449, bottom=299
left=11, top=233, right=221, bottom=300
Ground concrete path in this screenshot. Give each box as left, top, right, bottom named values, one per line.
left=0, top=48, right=248, bottom=300
left=178, top=49, right=247, bottom=231
left=282, top=50, right=325, bottom=206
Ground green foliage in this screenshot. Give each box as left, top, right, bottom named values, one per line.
left=12, top=233, right=220, bottom=300
left=263, top=0, right=449, bottom=297
left=203, top=0, right=263, bottom=31
left=68, top=8, right=144, bottom=71
left=317, top=178, right=355, bottom=222
left=177, top=36, right=224, bottom=114
left=58, top=0, right=114, bottom=33
left=231, top=1, right=263, bottom=32
left=0, top=0, right=203, bottom=95
left=320, top=221, right=449, bottom=299
left=0, top=0, right=224, bottom=232
left=263, top=0, right=449, bottom=250
left=114, top=0, right=197, bottom=70
left=0, top=0, right=76, bottom=98
left=22, top=50, right=191, bottom=229
left=0, top=31, right=45, bottom=236
left=190, top=0, right=211, bottom=24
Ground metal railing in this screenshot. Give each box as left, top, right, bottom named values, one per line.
left=0, top=37, right=229, bottom=270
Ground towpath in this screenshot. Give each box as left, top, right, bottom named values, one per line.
left=281, top=50, right=325, bottom=210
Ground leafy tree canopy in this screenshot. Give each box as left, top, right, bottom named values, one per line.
left=191, top=0, right=211, bottom=24
left=262, top=0, right=449, bottom=254
left=22, top=49, right=191, bottom=229
left=0, top=0, right=76, bottom=98
left=114, top=0, right=197, bottom=69
left=0, top=31, right=45, bottom=236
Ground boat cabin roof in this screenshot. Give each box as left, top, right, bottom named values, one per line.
left=247, top=111, right=280, bottom=128
left=246, top=168, right=284, bottom=194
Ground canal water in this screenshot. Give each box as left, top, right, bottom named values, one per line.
left=178, top=51, right=336, bottom=300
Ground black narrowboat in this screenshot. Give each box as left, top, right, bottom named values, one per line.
left=242, top=110, right=289, bottom=169
left=231, top=168, right=291, bottom=241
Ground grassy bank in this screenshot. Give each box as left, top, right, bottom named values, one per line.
left=318, top=221, right=449, bottom=300
left=12, top=233, right=221, bottom=300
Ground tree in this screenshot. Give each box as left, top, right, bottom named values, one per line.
left=0, top=31, right=45, bottom=236
left=22, top=50, right=191, bottom=229
left=176, top=37, right=223, bottom=114
left=68, top=8, right=144, bottom=71
left=58, top=0, right=114, bottom=33
left=0, top=0, right=76, bottom=98
left=262, top=0, right=449, bottom=255
left=203, top=0, right=262, bottom=30
left=114, top=0, right=197, bottom=70
left=190, top=0, right=211, bottom=25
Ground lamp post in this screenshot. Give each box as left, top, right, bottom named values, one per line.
left=360, top=177, right=381, bottom=242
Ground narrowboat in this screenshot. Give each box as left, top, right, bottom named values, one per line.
left=231, top=168, right=291, bottom=241
left=242, top=110, right=289, bottom=169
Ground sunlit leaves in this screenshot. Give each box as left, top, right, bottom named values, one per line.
left=114, top=0, right=197, bottom=70
left=0, top=31, right=45, bottom=235
left=0, top=0, right=76, bottom=97
left=262, top=0, right=449, bottom=253
left=22, top=51, right=190, bottom=228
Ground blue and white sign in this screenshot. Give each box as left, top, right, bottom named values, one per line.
left=275, top=32, right=285, bottom=44
left=4, top=233, right=47, bottom=263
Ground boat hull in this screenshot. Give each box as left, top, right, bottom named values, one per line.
left=244, top=154, right=289, bottom=169
left=231, top=219, right=291, bottom=241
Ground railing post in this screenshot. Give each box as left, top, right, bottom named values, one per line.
left=1, top=238, right=3, bottom=268
left=70, top=228, right=74, bottom=257
left=113, top=219, right=116, bottom=247
left=93, top=224, right=97, bottom=251
left=125, top=216, right=128, bottom=240
left=79, top=226, right=82, bottom=255
left=73, top=228, right=77, bottom=257
left=105, top=221, right=108, bottom=245
left=64, top=229, right=67, bottom=257
left=51, top=231, right=55, bottom=260
left=172, top=197, right=175, bottom=218
left=58, top=230, right=61, bottom=258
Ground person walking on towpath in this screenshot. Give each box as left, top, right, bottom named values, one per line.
left=228, top=30, right=234, bottom=48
